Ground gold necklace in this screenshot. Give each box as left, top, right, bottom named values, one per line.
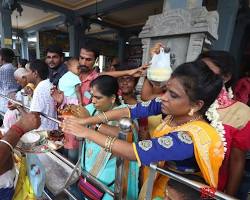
left=166, top=115, right=203, bottom=129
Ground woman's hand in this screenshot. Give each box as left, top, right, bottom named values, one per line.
left=59, top=115, right=86, bottom=125
left=69, top=105, right=90, bottom=118
left=60, top=115, right=89, bottom=138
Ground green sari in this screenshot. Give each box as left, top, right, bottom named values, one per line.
left=82, top=103, right=139, bottom=200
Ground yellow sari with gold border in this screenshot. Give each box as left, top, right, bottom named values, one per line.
left=140, top=119, right=224, bottom=199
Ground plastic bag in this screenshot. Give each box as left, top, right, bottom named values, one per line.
left=147, top=47, right=172, bottom=82
left=12, top=156, right=36, bottom=200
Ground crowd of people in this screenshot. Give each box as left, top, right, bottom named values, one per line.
left=0, top=43, right=249, bottom=200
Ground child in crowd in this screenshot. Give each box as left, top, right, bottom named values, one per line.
left=58, top=58, right=82, bottom=106
left=58, top=58, right=82, bottom=163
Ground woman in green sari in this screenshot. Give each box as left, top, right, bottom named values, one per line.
left=74, top=75, right=139, bottom=200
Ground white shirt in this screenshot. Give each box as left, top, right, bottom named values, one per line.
left=30, top=79, right=58, bottom=131
left=0, top=167, right=16, bottom=188
left=2, top=90, right=32, bottom=134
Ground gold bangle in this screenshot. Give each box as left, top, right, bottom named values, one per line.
left=104, top=136, right=109, bottom=150
left=102, top=112, right=109, bottom=123
left=127, top=107, right=131, bottom=119
left=97, top=114, right=105, bottom=123
left=105, top=136, right=116, bottom=153
left=109, top=137, right=117, bottom=153
left=107, top=136, right=113, bottom=152
left=104, top=136, right=112, bottom=152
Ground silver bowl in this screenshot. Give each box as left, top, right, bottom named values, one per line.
left=19, top=131, right=41, bottom=149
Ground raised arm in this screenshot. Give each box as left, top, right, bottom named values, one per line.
left=63, top=107, right=130, bottom=126
left=61, top=119, right=194, bottom=166
left=61, top=118, right=135, bottom=160
left=0, top=109, right=40, bottom=174
left=96, top=124, right=120, bottom=137
left=101, top=64, right=148, bottom=78
left=141, top=78, right=162, bottom=101
left=62, top=98, right=162, bottom=126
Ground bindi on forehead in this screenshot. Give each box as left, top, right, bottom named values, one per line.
left=167, top=78, right=187, bottom=96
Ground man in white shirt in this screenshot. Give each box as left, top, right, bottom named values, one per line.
left=26, top=60, right=57, bottom=130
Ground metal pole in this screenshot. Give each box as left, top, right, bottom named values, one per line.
left=150, top=164, right=238, bottom=200
left=42, top=190, right=53, bottom=200
left=0, top=94, right=61, bottom=124
left=64, top=188, right=78, bottom=200
left=114, top=117, right=132, bottom=200
left=51, top=151, right=76, bottom=168
left=51, top=151, right=115, bottom=197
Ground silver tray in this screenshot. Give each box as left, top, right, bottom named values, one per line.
left=16, top=131, right=64, bottom=153
left=36, top=152, right=80, bottom=195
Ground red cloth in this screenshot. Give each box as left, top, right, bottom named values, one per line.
left=80, top=70, right=99, bottom=105
left=138, top=117, right=149, bottom=139
left=234, top=77, right=250, bottom=104
left=218, top=122, right=250, bottom=191
left=218, top=124, right=237, bottom=191
left=233, top=121, right=250, bottom=151
left=216, top=86, right=250, bottom=191
left=64, top=133, right=79, bottom=149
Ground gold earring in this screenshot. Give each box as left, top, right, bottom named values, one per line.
left=188, top=108, right=194, bottom=116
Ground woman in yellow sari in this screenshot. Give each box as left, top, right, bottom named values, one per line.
left=61, top=61, right=225, bottom=199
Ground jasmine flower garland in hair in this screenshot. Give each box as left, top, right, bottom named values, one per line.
left=205, top=100, right=227, bottom=154
left=228, top=87, right=234, bottom=99
left=118, top=96, right=124, bottom=105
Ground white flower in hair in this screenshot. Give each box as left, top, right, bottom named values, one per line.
left=205, top=100, right=227, bottom=154
left=228, top=87, right=234, bottom=99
